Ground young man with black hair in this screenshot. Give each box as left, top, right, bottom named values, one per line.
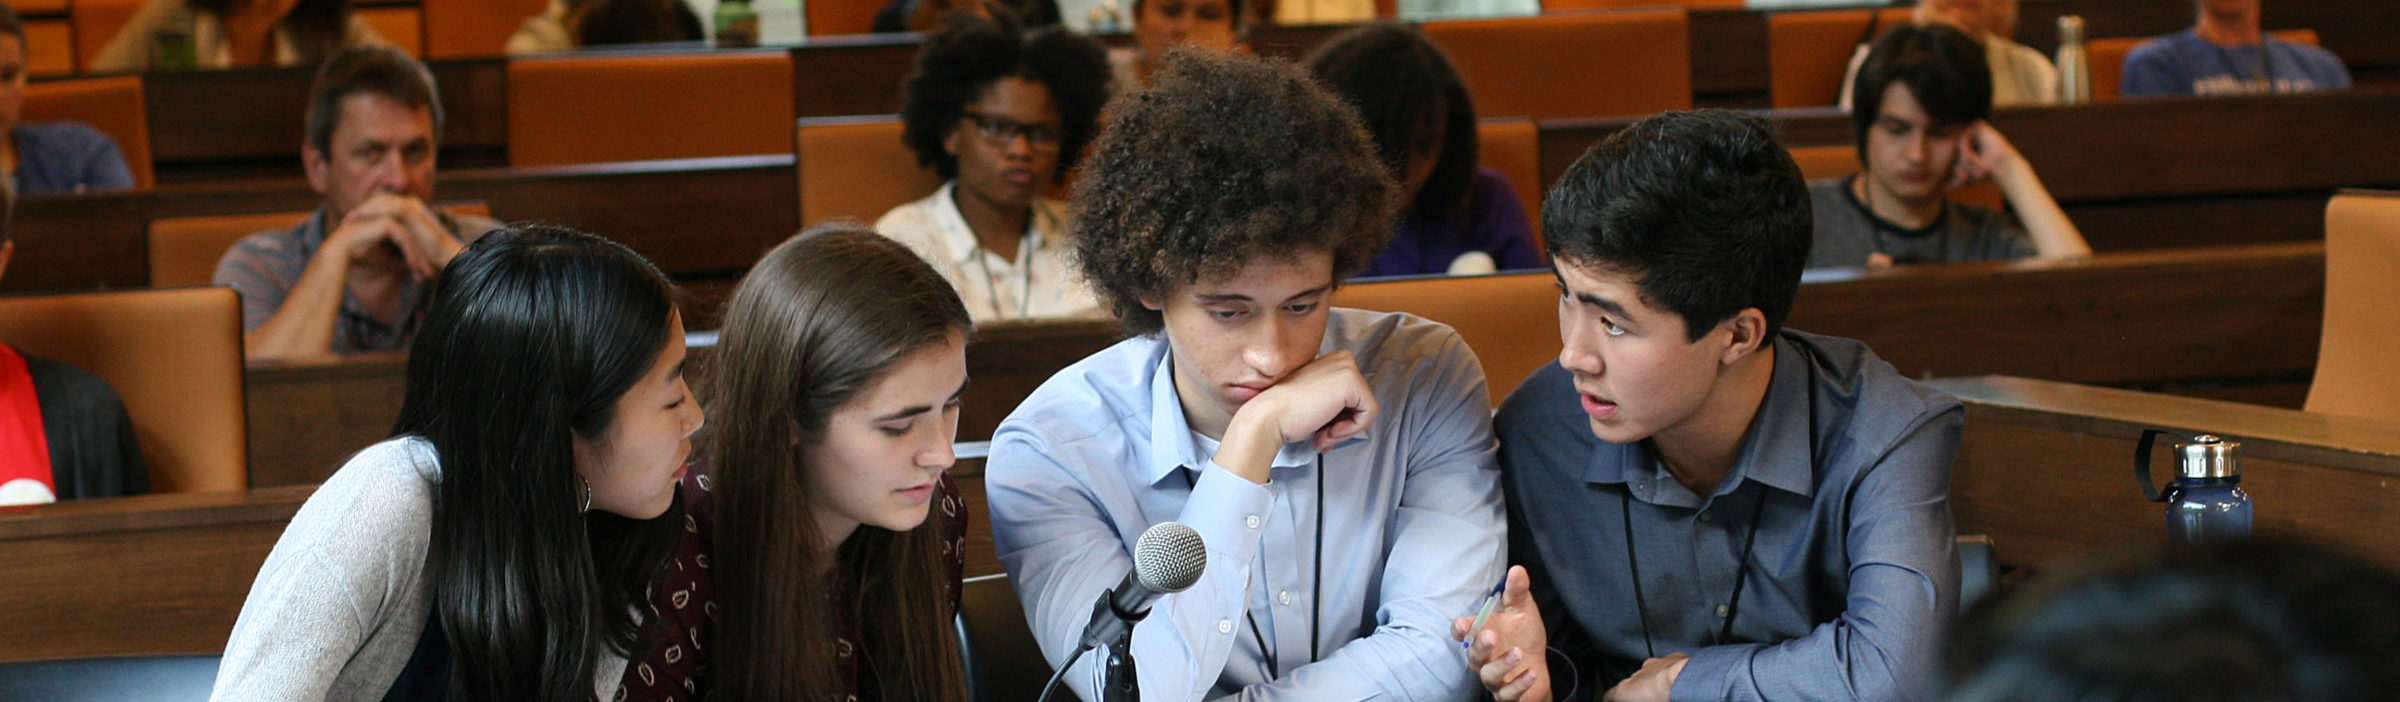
left=1811, top=22, right=2086, bottom=270
left=211, top=46, right=499, bottom=362
left=986, top=49, right=1503, bottom=700
left=1459, top=109, right=1963, bottom=702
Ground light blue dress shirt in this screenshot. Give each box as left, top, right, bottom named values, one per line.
left=987, top=308, right=1506, bottom=701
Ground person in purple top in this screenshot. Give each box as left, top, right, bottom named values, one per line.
left=1307, top=22, right=1540, bottom=278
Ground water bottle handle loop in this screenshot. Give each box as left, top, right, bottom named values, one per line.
left=2135, top=429, right=2174, bottom=503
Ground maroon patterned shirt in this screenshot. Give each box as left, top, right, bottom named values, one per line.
left=616, top=465, right=968, bottom=701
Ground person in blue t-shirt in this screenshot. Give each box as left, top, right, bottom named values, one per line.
left=0, top=4, right=136, bottom=195
left=2121, top=0, right=2349, bottom=97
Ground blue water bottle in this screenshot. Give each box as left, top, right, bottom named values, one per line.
left=2135, top=430, right=2252, bottom=543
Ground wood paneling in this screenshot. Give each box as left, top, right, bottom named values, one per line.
left=1789, top=242, right=2323, bottom=389
left=1935, top=376, right=2400, bottom=575
left=0, top=487, right=312, bottom=662
left=4, top=154, right=795, bottom=294
left=116, top=1, right=2400, bottom=176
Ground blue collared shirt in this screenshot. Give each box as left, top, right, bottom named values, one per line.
left=988, top=308, right=1506, bottom=701
left=1497, top=331, right=1962, bottom=702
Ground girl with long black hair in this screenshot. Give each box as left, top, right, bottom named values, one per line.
left=211, top=224, right=703, bottom=701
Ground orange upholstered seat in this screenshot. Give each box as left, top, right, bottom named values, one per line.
left=1786, top=143, right=1862, bottom=180
left=1767, top=7, right=1912, bottom=109
left=1331, top=271, right=1558, bottom=405
left=796, top=115, right=944, bottom=230
left=355, top=6, right=424, bottom=56
left=810, top=0, right=883, bottom=36
left=23, top=75, right=152, bottom=189
left=1474, top=117, right=1543, bottom=249
left=423, top=0, right=548, bottom=59
left=1544, top=0, right=1737, bottom=10
left=506, top=50, right=797, bottom=168
left=22, top=18, right=74, bottom=76
left=0, top=287, right=247, bottom=493
left=1423, top=9, right=1691, bottom=121
left=2306, top=190, right=2400, bottom=422
left=148, top=211, right=310, bottom=289
left=68, top=0, right=142, bottom=73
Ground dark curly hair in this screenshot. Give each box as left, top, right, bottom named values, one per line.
left=899, top=10, right=1111, bottom=183
left=1306, top=22, right=1478, bottom=221
left=1072, top=49, right=1395, bottom=336
left=1544, top=110, right=1810, bottom=341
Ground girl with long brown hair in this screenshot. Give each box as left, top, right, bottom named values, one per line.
left=621, top=224, right=973, bottom=701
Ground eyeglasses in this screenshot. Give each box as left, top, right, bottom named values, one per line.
left=961, top=112, right=1065, bottom=151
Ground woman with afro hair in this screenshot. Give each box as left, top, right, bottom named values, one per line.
left=876, top=10, right=1111, bottom=323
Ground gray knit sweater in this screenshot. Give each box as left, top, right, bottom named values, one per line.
left=208, top=437, right=627, bottom=701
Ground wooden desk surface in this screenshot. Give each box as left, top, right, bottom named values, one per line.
left=20, top=89, right=2395, bottom=297
left=1540, top=90, right=2400, bottom=252
left=1790, top=241, right=2323, bottom=392
left=0, top=487, right=313, bottom=662
left=1934, top=375, right=2400, bottom=575
left=3, top=155, right=793, bottom=294
left=241, top=318, right=1123, bottom=487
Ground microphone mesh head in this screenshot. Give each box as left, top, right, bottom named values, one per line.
left=1133, top=521, right=1207, bottom=593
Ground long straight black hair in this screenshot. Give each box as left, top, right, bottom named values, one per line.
left=393, top=224, right=686, bottom=701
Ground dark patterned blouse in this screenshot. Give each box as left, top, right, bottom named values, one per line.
left=615, top=465, right=969, bottom=701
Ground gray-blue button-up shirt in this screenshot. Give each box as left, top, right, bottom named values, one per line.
left=988, top=308, right=1505, bottom=700
left=1497, top=331, right=1961, bottom=702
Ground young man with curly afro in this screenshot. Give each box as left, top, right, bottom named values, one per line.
left=984, top=49, right=1505, bottom=700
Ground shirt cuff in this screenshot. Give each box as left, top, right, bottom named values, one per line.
left=1179, top=460, right=1276, bottom=570
left=1667, top=645, right=1743, bottom=702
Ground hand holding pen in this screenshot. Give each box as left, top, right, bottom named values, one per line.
left=1452, top=565, right=1552, bottom=702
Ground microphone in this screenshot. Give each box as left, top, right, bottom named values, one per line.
left=1038, top=522, right=1208, bottom=702
left=1078, top=521, right=1207, bottom=650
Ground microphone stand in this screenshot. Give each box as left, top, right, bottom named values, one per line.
left=1097, top=584, right=1145, bottom=702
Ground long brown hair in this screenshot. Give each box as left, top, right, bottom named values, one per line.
left=707, top=225, right=972, bottom=701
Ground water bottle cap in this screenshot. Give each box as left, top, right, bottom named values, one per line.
left=2176, top=435, right=2240, bottom=480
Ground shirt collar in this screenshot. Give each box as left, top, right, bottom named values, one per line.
left=1581, top=333, right=1817, bottom=500
left=1138, top=333, right=1342, bottom=487
left=932, top=181, right=1059, bottom=266
left=929, top=182, right=986, bottom=265
left=1729, top=333, right=1819, bottom=498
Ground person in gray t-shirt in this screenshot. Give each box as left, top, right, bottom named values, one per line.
left=1811, top=22, right=2087, bottom=270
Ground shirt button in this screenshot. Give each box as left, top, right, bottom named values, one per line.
left=1278, top=590, right=1293, bottom=606
left=1699, top=511, right=1713, bottom=523
left=1245, top=516, right=1261, bottom=529
left=1218, top=620, right=1235, bottom=634
left=1716, top=604, right=1731, bottom=618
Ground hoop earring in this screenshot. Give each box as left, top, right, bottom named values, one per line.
left=578, top=475, right=593, bottom=514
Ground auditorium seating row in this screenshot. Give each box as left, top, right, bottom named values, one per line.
left=14, top=86, right=2392, bottom=305
left=6, top=211, right=2400, bottom=668
left=7, top=190, right=2385, bottom=505
left=25, top=0, right=2399, bottom=185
